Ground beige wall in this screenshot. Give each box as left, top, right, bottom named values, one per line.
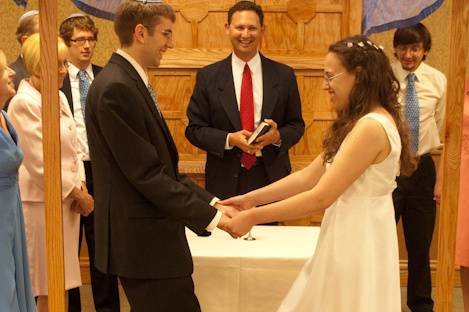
left=1, top=0, right=466, bottom=77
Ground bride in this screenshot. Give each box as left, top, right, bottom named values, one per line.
left=220, top=35, right=415, bottom=311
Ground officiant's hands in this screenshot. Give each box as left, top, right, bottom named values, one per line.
left=219, top=194, right=255, bottom=211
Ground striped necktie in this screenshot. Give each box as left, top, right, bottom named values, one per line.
left=147, top=84, right=162, bottom=116
left=78, top=70, right=90, bottom=118
left=405, top=73, right=420, bottom=154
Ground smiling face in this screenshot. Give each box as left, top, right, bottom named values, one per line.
left=141, top=17, right=174, bottom=68
left=394, top=42, right=426, bottom=72
left=323, top=52, right=356, bottom=112
left=0, top=52, right=16, bottom=107
left=226, top=10, right=264, bottom=62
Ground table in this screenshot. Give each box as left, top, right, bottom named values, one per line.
left=186, top=225, right=320, bottom=312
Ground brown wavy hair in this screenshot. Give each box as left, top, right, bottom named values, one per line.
left=322, top=35, right=416, bottom=175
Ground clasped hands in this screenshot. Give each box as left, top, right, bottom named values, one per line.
left=214, top=195, right=256, bottom=239
left=70, top=182, right=94, bottom=216
left=228, top=119, right=280, bottom=155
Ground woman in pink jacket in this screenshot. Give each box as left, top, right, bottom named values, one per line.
left=8, top=34, right=93, bottom=312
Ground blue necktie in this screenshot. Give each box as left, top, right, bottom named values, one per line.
left=405, top=73, right=420, bottom=154
left=78, top=70, right=90, bottom=119
left=147, top=84, right=162, bottom=116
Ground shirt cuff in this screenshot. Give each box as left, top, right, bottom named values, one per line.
left=273, top=140, right=282, bottom=147
left=206, top=210, right=222, bottom=231
left=225, top=133, right=234, bottom=150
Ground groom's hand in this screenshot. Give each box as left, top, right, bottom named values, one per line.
left=217, top=214, right=237, bottom=238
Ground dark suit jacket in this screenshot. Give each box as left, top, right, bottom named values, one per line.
left=9, top=55, right=27, bottom=91
left=5, top=56, right=28, bottom=112
left=185, top=54, right=305, bottom=199
left=61, top=64, right=102, bottom=117
left=85, top=53, right=217, bottom=279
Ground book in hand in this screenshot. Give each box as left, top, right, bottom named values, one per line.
left=247, top=121, right=271, bottom=145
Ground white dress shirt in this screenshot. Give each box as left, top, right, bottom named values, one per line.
left=392, top=61, right=447, bottom=156
left=68, top=62, right=94, bottom=161
left=116, top=49, right=221, bottom=230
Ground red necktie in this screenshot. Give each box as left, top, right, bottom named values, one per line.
left=240, top=64, right=256, bottom=169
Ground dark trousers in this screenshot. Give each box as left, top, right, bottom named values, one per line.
left=237, top=158, right=270, bottom=195
left=69, top=161, right=120, bottom=312
left=393, top=154, right=436, bottom=312
left=120, top=276, right=200, bottom=312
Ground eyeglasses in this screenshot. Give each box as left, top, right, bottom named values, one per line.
left=395, top=45, right=424, bottom=54
left=70, top=37, right=97, bottom=46
left=323, top=71, right=345, bottom=85
left=142, top=24, right=173, bottom=41
left=161, top=29, right=173, bottom=40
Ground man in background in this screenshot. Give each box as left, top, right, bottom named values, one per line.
left=185, top=1, right=304, bottom=210
left=5, top=10, right=39, bottom=111
left=392, top=23, right=447, bottom=312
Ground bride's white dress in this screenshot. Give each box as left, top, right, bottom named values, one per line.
left=278, top=113, right=401, bottom=312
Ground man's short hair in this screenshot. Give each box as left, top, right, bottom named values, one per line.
left=59, top=14, right=98, bottom=46
left=15, top=10, right=39, bottom=44
left=228, top=1, right=264, bottom=26
left=393, top=23, right=432, bottom=53
left=114, top=0, right=176, bottom=47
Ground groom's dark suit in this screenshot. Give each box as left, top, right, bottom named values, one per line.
left=86, top=53, right=217, bottom=310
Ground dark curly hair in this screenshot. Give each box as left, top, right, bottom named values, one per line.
left=322, top=35, right=416, bottom=176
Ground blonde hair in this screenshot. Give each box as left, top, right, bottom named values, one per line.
left=22, top=33, right=69, bottom=78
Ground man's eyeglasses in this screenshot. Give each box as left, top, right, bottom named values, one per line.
left=323, top=72, right=345, bottom=85
left=142, top=24, right=173, bottom=41
left=70, top=37, right=97, bottom=46
left=395, top=45, right=424, bottom=54
left=161, top=29, right=173, bottom=40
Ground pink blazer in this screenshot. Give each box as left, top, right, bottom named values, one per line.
left=8, top=79, right=85, bottom=203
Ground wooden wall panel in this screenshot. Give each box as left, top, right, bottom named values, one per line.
left=262, top=13, right=298, bottom=50
left=197, top=13, right=231, bottom=49
left=304, top=13, right=343, bottom=52
left=173, top=13, right=194, bottom=48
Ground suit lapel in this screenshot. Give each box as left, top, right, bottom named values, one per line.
left=260, top=55, right=279, bottom=120
left=111, top=54, right=179, bottom=169
left=62, top=74, right=74, bottom=115
left=217, top=56, right=241, bottom=131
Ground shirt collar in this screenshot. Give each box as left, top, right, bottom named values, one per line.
left=116, top=49, right=149, bottom=86
left=231, top=51, right=261, bottom=74
left=393, top=61, right=426, bottom=82
left=68, top=62, right=94, bottom=80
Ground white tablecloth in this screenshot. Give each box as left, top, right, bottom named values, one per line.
left=186, top=225, right=320, bottom=312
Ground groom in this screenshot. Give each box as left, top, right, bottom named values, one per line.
left=85, top=1, right=234, bottom=310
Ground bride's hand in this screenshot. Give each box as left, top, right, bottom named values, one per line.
left=219, top=194, right=255, bottom=211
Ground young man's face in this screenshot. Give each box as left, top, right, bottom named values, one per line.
left=142, top=17, right=174, bottom=68
left=68, top=27, right=96, bottom=68
left=394, top=42, right=427, bottom=72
